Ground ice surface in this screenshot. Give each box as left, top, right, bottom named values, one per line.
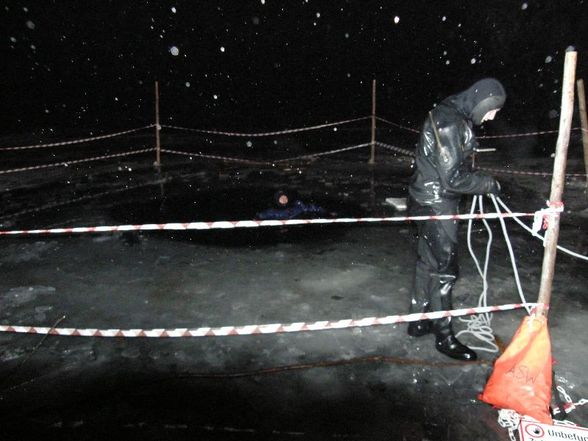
left=0, top=147, right=586, bottom=440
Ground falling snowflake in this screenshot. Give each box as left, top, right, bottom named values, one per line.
left=169, top=46, right=179, bottom=56
left=171, top=6, right=176, bottom=13
left=470, top=58, right=476, bottom=64
left=220, top=46, right=225, bottom=52
left=25, top=20, right=35, bottom=29
left=185, top=82, right=190, bottom=87
left=545, top=56, right=552, bottom=63
left=521, top=3, right=528, bottom=10
left=394, top=16, right=400, bottom=24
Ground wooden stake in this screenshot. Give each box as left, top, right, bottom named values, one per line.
left=155, top=81, right=161, bottom=167
left=576, top=79, right=588, bottom=191
left=536, top=50, right=577, bottom=317
left=369, top=79, right=377, bottom=164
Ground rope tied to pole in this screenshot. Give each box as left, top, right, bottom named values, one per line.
left=531, top=201, right=565, bottom=240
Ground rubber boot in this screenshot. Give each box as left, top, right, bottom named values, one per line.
left=407, top=320, right=431, bottom=337
left=432, top=275, right=477, bottom=361
left=433, top=321, right=477, bottom=361
left=407, top=261, right=433, bottom=337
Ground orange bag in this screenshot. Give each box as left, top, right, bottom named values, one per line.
left=479, top=315, right=553, bottom=424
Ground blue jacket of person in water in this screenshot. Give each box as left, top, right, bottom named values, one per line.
left=256, top=191, right=326, bottom=220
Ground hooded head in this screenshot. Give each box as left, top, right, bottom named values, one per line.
left=274, top=190, right=290, bottom=207
left=447, top=78, right=506, bottom=125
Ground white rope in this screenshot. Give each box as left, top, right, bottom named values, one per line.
left=457, top=196, right=499, bottom=352
left=489, top=195, right=532, bottom=314
left=458, top=193, right=538, bottom=351
left=495, top=197, right=588, bottom=262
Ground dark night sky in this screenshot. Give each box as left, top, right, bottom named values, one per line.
left=1, top=0, right=587, bottom=136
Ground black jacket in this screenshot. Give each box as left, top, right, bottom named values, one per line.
left=408, top=79, right=504, bottom=215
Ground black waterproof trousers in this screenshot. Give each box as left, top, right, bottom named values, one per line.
left=410, top=214, right=459, bottom=336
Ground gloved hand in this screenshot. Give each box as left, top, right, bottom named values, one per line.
left=488, top=178, right=501, bottom=196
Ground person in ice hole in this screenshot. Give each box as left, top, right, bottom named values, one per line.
left=255, top=190, right=327, bottom=220
left=407, top=78, right=505, bottom=361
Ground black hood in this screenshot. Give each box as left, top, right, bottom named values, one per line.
left=443, top=78, right=506, bottom=125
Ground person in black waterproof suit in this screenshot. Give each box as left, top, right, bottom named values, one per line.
left=407, top=78, right=506, bottom=361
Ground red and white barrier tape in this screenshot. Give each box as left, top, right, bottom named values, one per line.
left=161, top=148, right=269, bottom=165
left=162, top=143, right=371, bottom=166
left=478, top=129, right=561, bottom=139
left=375, top=116, right=421, bottom=134
left=0, top=212, right=537, bottom=237
left=375, top=141, right=415, bottom=157
left=479, top=127, right=584, bottom=139
left=160, top=116, right=370, bottom=138
left=0, top=179, right=171, bottom=221
left=0, top=303, right=535, bottom=338
left=0, top=148, right=155, bottom=175
left=273, top=143, right=371, bottom=163
left=475, top=166, right=587, bottom=178
left=0, top=125, right=154, bottom=151
left=375, top=115, right=582, bottom=139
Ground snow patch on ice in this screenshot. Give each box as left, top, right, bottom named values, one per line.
left=0, top=347, right=27, bottom=362
left=0, top=241, right=55, bottom=263
left=3, top=285, right=56, bottom=306
left=300, top=266, right=376, bottom=292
